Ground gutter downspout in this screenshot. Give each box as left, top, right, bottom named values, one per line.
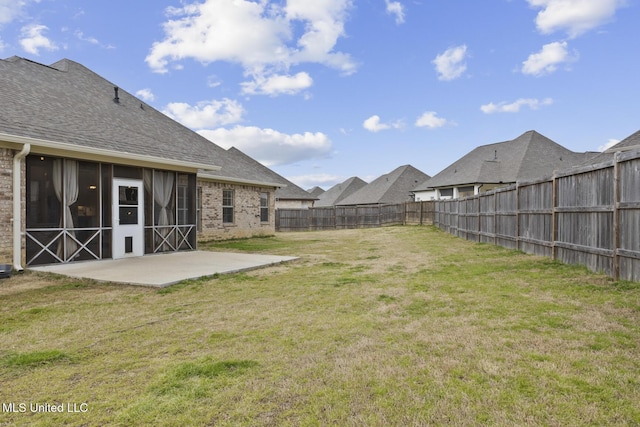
left=13, top=143, right=30, bottom=271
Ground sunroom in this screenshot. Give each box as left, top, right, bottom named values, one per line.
left=26, top=154, right=198, bottom=266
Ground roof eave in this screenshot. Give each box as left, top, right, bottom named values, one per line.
left=0, top=132, right=221, bottom=172
left=197, top=172, right=284, bottom=188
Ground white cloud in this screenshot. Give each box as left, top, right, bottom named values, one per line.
left=527, top=0, right=625, bottom=38
left=287, top=173, right=344, bottom=189
left=522, top=41, right=578, bottom=76
left=415, top=111, right=448, bottom=129
left=480, top=97, right=554, bottom=114
left=385, top=0, right=405, bottom=25
left=363, top=115, right=389, bottom=132
left=207, top=75, right=222, bottom=88
left=136, top=88, right=155, bottom=102
left=432, top=45, right=467, bottom=81
left=74, top=30, right=99, bottom=45
left=162, top=98, right=245, bottom=128
left=198, top=126, right=332, bottom=166
left=241, top=71, right=313, bottom=96
left=0, top=0, right=27, bottom=26
left=19, top=24, right=58, bottom=55
left=146, top=0, right=355, bottom=96
left=363, top=115, right=403, bottom=132
left=598, top=138, right=620, bottom=152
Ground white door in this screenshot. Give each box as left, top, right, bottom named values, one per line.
left=112, top=179, right=144, bottom=259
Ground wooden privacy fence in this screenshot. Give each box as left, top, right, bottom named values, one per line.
left=434, top=150, right=640, bottom=282
left=276, top=201, right=435, bottom=232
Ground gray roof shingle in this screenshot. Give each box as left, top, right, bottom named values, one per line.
left=0, top=56, right=283, bottom=187
left=414, top=130, right=596, bottom=190
left=200, top=147, right=317, bottom=201
left=307, top=186, right=326, bottom=197
left=581, top=129, right=640, bottom=166
left=337, top=165, right=430, bottom=206
left=314, top=177, right=367, bottom=207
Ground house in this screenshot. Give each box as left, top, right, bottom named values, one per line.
left=336, top=165, right=430, bottom=206
left=0, top=56, right=281, bottom=269
left=199, top=146, right=318, bottom=212
left=413, top=130, right=597, bottom=200
left=275, top=184, right=318, bottom=209
left=314, top=177, right=367, bottom=207
left=307, top=186, right=325, bottom=197
left=581, top=129, right=640, bottom=166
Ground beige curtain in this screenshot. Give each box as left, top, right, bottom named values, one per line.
left=53, top=159, right=79, bottom=260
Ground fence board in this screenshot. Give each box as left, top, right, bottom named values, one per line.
left=276, top=201, right=435, bottom=232
left=618, top=152, right=640, bottom=281
left=432, top=149, right=640, bottom=282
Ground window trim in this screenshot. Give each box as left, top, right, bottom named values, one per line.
left=222, top=189, right=234, bottom=224
left=260, top=192, right=269, bottom=223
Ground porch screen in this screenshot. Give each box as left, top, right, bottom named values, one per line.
left=53, top=159, right=79, bottom=259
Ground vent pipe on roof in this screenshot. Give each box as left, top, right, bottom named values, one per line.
left=494, top=150, right=498, bottom=160
left=113, top=87, right=120, bottom=103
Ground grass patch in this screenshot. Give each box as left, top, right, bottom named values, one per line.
left=2, top=226, right=640, bottom=425
left=1, top=350, right=72, bottom=368
left=150, top=359, right=258, bottom=396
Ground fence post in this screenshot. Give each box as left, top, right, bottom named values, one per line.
left=551, top=172, right=558, bottom=262
left=613, top=152, right=621, bottom=280
left=493, top=190, right=498, bottom=245
left=515, top=182, right=520, bottom=251
left=403, top=202, right=407, bottom=226
left=476, top=196, right=480, bottom=242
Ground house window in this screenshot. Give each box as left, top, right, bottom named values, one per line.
left=260, top=192, right=269, bottom=222
left=223, top=189, right=234, bottom=223
left=439, top=188, right=454, bottom=198
left=458, top=186, right=475, bottom=198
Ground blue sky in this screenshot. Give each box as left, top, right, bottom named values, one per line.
left=1, top=0, right=638, bottom=189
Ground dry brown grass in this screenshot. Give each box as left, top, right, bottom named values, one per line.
left=1, top=226, right=639, bottom=426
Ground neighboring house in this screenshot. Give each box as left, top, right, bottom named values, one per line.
left=581, top=129, right=640, bottom=166
left=307, top=186, right=325, bottom=198
left=413, top=130, right=598, bottom=200
left=0, top=56, right=281, bottom=269
left=314, top=177, right=367, bottom=207
left=337, top=165, right=430, bottom=206
left=275, top=184, right=318, bottom=209
left=200, top=146, right=317, bottom=211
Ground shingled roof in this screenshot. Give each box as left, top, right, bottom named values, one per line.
left=307, top=186, right=326, bottom=197
left=337, top=165, right=430, bottom=206
left=314, top=176, right=367, bottom=207
left=581, top=129, right=640, bottom=166
left=414, top=130, right=596, bottom=191
left=200, top=147, right=316, bottom=201
left=0, top=56, right=280, bottom=187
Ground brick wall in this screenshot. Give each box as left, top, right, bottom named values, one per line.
left=0, top=149, right=24, bottom=264
left=197, top=179, right=275, bottom=241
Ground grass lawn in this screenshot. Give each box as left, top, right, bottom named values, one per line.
left=1, top=226, right=640, bottom=426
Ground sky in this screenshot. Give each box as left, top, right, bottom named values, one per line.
left=1, top=0, right=639, bottom=190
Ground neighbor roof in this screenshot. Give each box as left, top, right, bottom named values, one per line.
left=315, top=177, right=367, bottom=207
left=414, top=130, right=596, bottom=191
left=307, top=186, right=326, bottom=197
left=0, top=57, right=280, bottom=187
left=581, top=129, right=640, bottom=166
left=201, top=147, right=316, bottom=201
left=337, top=165, right=430, bottom=206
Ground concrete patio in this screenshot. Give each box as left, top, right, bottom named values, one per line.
left=29, top=251, right=298, bottom=287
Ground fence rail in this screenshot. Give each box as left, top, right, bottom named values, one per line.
left=276, top=201, right=435, bottom=232
left=433, top=150, right=640, bottom=282
left=276, top=150, right=639, bottom=282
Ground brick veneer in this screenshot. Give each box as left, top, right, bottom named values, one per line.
left=197, top=179, right=275, bottom=241
left=0, top=149, right=25, bottom=265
